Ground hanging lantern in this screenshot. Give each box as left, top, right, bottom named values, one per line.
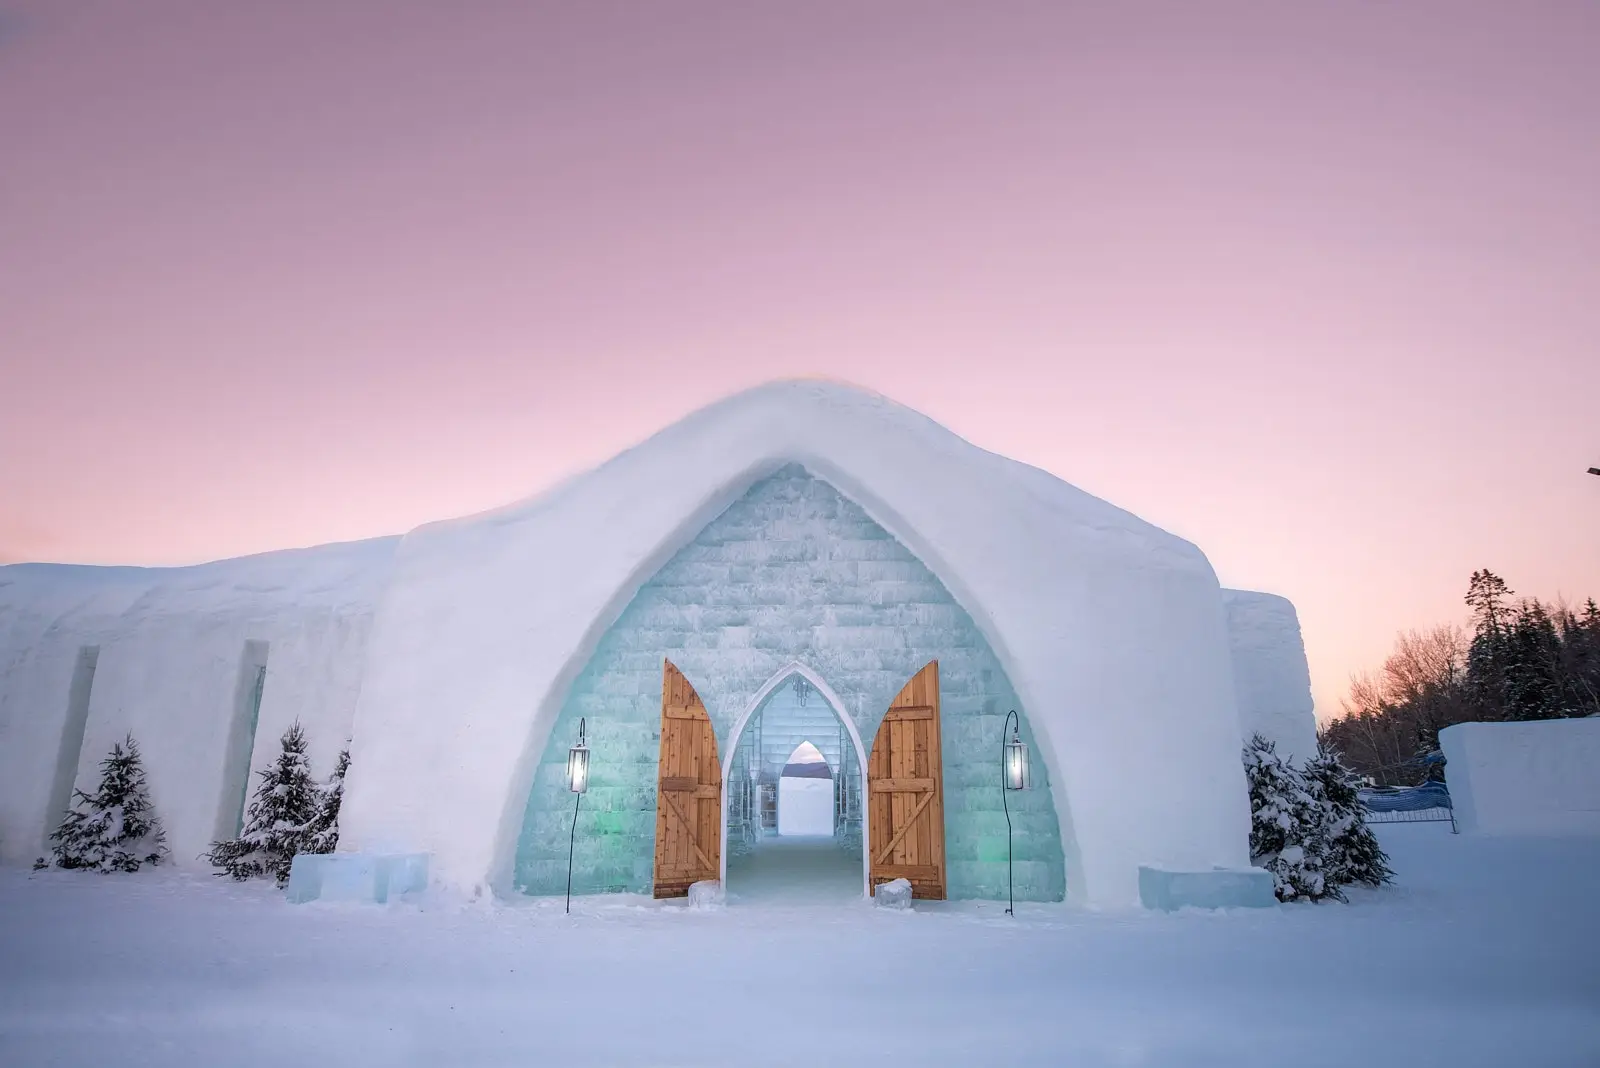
left=1004, top=720, right=1030, bottom=791
left=567, top=717, right=591, bottom=795
left=1000, top=709, right=1030, bottom=917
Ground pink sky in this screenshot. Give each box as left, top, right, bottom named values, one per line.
left=2, top=1, right=1597, bottom=721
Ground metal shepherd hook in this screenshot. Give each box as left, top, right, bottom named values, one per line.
left=1002, top=708, right=1019, bottom=916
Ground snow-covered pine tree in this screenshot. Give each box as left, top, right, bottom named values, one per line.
left=1305, top=739, right=1393, bottom=892
left=1243, top=733, right=1330, bottom=902
left=204, top=721, right=320, bottom=886
left=303, top=747, right=350, bottom=856
left=43, top=733, right=168, bottom=873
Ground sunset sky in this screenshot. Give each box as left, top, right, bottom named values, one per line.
left=2, top=1, right=1596, bottom=721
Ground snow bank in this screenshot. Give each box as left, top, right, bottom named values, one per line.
left=341, top=379, right=1255, bottom=907
left=1220, top=590, right=1318, bottom=762
left=1440, top=719, right=1600, bottom=836
left=5, top=827, right=1600, bottom=1067
left=0, top=539, right=396, bottom=866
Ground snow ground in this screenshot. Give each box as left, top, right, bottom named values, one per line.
left=2, top=825, right=1597, bottom=1068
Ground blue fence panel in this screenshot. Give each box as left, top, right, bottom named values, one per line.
left=1360, top=781, right=1452, bottom=813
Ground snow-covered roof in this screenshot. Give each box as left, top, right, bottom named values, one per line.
left=0, top=536, right=399, bottom=632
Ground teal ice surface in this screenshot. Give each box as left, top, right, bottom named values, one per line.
left=1137, top=866, right=1277, bottom=911
left=285, top=852, right=429, bottom=905
left=513, top=465, right=1065, bottom=901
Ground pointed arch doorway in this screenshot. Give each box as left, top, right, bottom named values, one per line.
left=719, top=663, right=872, bottom=901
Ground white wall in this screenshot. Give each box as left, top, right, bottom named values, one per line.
left=777, top=776, right=833, bottom=836
left=0, top=539, right=393, bottom=867
left=1221, top=590, right=1318, bottom=764
left=1440, top=719, right=1600, bottom=836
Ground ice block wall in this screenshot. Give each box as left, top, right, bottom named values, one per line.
left=513, top=465, right=1065, bottom=900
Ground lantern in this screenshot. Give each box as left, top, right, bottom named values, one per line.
left=1004, top=722, right=1030, bottom=791
left=567, top=717, right=590, bottom=794
left=1000, top=709, right=1029, bottom=916
left=565, top=717, right=591, bottom=915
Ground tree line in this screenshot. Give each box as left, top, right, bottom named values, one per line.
left=1319, top=570, right=1600, bottom=786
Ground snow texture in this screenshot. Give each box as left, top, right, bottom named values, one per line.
left=10, top=816, right=1592, bottom=1065
left=1221, top=590, right=1318, bottom=763
left=1440, top=718, right=1600, bottom=836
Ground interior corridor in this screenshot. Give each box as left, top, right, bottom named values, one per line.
left=724, top=673, right=864, bottom=903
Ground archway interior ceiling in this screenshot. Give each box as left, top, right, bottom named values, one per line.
left=514, top=463, right=1065, bottom=901
left=749, top=683, right=843, bottom=781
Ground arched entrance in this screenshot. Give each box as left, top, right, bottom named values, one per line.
left=720, top=663, right=871, bottom=900
left=512, top=466, right=1065, bottom=905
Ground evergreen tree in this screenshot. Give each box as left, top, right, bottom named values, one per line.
left=1578, top=601, right=1600, bottom=713
left=1243, top=734, right=1329, bottom=902
left=1501, top=600, right=1567, bottom=720
left=1555, top=600, right=1600, bottom=717
left=1464, top=569, right=1514, bottom=720
left=41, top=734, right=168, bottom=873
left=204, top=722, right=320, bottom=886
left=303, top=747, right=350, bottom=856
left=1305, top=740, right=1393, bottom=891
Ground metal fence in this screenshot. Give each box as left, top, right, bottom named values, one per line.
left=1363, top=805, right=1457, bottom=830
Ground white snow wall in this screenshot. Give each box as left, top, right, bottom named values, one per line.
left=1440, top=719, right=1600, bottom=836
left=340, top=381, right=1255, bottom=908
left=511, top=466, right=1065, bottom=901
left=0, top=539, right=395, bottom=866
left=1220, top=590, right=1318, bottom=763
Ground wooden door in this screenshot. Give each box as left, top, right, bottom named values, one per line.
left=653, top=660, right=722, bottom=898
left=867, top=660, right=946, bottom=899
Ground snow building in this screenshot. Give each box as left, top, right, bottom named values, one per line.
left=0, top=381, right=1315, bottom=908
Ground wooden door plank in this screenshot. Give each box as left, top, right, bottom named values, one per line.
left=660, top=789, right=715, bottom=872
left=872, top=777, right=934, bottom=793
left=654, top=660, right=722, bottom=897
left=873, top=790, right=935, bottom=865
left=883, top=706, right=935, bottom=721
left=867, top=660, right=947, bottom=898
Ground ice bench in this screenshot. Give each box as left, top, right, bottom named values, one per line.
left=1137, top=865, right=1276, bottom=911
left=285, top=852, right=429, bottom=904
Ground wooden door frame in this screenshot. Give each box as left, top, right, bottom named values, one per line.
left=718, top=661, right=873, bottom=899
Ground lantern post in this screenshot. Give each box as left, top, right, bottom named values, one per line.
left=1001, top=709, right=1031, bottom=916
left=565, top=717, right=591, bottom=915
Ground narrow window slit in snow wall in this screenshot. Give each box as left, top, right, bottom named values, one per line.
left=216, top=641, right=270, bottom=842
left=44, top=644, right=99, bottom=848
left=512, top=464, right=1066, bottom=902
